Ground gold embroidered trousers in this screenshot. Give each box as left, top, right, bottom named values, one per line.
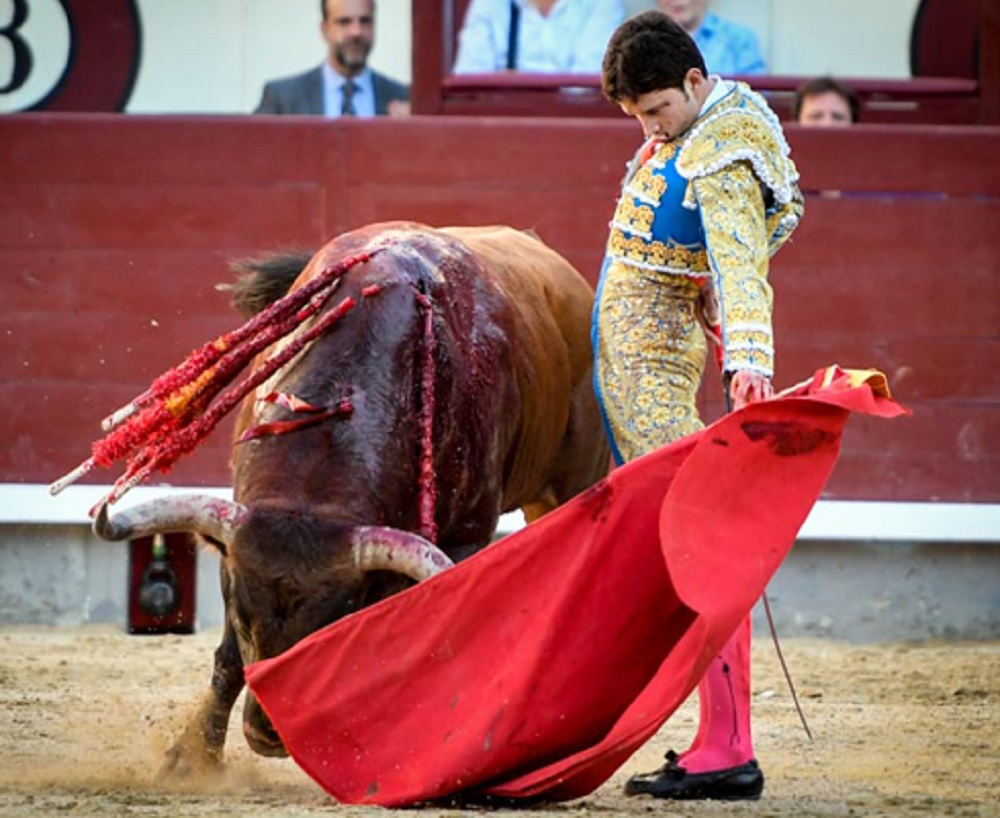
left=594, top=261, right=707, bottom=463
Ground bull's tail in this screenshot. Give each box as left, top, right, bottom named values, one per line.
left=226, top=251, right=315, bottom=318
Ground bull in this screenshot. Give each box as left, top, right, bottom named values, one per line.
left=92, top=222, right=610, bottom=777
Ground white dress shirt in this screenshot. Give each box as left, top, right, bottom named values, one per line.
left=321, top=62, right=376, bottom=117
left=453, top=0, right=625, bottom=75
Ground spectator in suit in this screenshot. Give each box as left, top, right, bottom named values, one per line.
left=453, top=0, right=626, bottom=75
left=657, top=0, right=766, bottom=76
left=795, top=76, right=859, bottom=126
left=255, top=0, right=409, bottom=117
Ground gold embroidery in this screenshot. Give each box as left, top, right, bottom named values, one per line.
left=693, top=164, right=775, bottom=374
left=629, top=167, right=667, bottom=202
left=607, top=226, right=710, bottom=274
left=677, top=97, right=797, bottom=207
left=615, top=198, right=655, bottom=236
left=765, top=206, right=801, bottom=256
left=595, top=83, right=803, bottom=462
left=594, top=265, right=706, bottom=460
left=649, top=141, right=679, bottom=165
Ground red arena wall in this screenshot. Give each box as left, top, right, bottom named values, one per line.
left=1, top=114, right=997, bottom=502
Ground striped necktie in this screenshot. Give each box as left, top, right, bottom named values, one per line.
left=341, top=79, right=357, bottom=116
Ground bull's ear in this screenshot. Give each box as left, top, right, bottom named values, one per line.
left=198, top=533, right=228, bottom=558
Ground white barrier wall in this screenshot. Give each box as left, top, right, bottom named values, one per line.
left=2, top=485, right=998, bottom=639
left=4, top=521, right=999, bottom=640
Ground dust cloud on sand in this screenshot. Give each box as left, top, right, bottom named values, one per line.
left=0, top=625, right=997, bottom=817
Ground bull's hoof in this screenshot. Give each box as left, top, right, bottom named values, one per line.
left=244, top=724, right=289, bottom=759
left=156, top=740, right=225, bottom=784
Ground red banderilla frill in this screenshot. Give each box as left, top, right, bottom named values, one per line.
left=48, top=249, right=382, bottom=510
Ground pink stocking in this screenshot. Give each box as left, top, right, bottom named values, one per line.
left=678, top=614, right=754, bottom=773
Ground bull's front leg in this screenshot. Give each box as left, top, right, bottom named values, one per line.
left=157, top=617, right=245, bottom=780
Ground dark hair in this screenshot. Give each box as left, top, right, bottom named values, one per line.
left=602, top=11, right=708, bottom=102
left=321, top=0, right=375, bottom=22
left=793, top=76, right=860, bottom=123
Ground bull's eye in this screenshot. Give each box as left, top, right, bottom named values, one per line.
left=235, top=619, right=252, bottom=644
left=230, top=605, right=252, bottom=642
left=231, top=620, right=255, bottom=666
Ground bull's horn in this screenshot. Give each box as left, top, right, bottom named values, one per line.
left=350, top=526, right=454, bottom=582
left=93, top=494, right=249, bottom=548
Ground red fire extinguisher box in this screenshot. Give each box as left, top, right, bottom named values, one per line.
left=127, top=533, right=198, bottom=634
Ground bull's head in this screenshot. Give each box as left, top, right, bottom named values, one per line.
left=93, top=496, right=452, bottom=756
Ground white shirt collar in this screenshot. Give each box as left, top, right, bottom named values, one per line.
left=321, top=62, right=374, bottom=117
left=700, top=75, right=735, bottom=115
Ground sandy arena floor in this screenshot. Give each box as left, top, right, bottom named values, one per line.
left=0, top=625, right=997, bottom=817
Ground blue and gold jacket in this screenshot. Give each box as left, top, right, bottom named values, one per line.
left=605, top=80, right=803, bottom=376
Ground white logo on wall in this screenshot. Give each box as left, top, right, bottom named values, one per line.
left=0, top=0, right=70, bottom=110
left=0, top=0, right=141, bottom=113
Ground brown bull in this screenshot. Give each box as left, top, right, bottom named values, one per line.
left=94, top=222, right=609, bottom=777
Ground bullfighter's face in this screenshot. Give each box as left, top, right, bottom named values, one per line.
left=620, top=68, right=711, bottom=142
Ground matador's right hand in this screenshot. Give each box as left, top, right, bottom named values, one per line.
left=729, top=370, right=773, bottom=410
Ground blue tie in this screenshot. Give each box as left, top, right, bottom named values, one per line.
left=341, top=80, right=357, bottom=116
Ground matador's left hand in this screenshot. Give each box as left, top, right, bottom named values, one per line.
left=729, top=370, right=773, bottom=410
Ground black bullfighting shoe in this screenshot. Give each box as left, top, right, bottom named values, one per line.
left=624, top=750, right=764, bottom=801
